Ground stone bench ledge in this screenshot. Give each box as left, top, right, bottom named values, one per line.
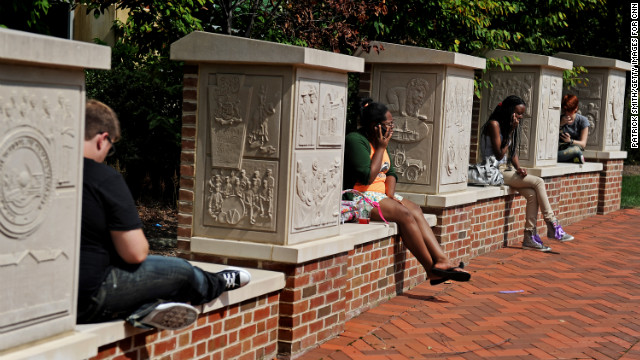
left=75, top=264, right=284, bottom=350
left=399, top=185, right=511, bottom=208
left=524, top=161, right=603, bottom=177
left=0, top=331, right=98, bottom=360
left=192, top=214, right=436, bottom=264
left=583, top=150, right=627, bottom=160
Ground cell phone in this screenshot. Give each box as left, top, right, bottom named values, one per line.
left=378, top=123, right=388, bottom=134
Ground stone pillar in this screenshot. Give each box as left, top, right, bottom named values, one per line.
left=554, top=53, right=630, bottom=214
left=355, top=42, right=486, bottom=194
left=0, top=29, right=110, bottom=351
left=170, top=31, right=363, bottom=248
left=555, top=52, right=631, bottom=157
left=479, top=50, right=573, bottom=167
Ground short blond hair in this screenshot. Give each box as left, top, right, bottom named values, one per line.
left=85, top=99, right=121, bottom=141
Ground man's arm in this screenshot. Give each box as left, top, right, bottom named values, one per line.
left=111, top=229, right=149, bottom=264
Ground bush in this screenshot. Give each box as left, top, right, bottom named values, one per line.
left=86, top=42, right=183, bottom=204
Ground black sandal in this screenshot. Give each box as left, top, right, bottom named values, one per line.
left=431, top=262, right=470, bottom=282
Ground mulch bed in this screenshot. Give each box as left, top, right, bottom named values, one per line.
left=137, top=202, right=177, bottom=257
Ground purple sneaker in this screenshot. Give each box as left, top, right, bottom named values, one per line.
left=523, top=229, right=552, bottom=252
left=547, top=219, right=574, bottom=242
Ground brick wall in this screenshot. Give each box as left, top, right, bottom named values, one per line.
left=598, top=159, right=623, bottom=215
left=177, top=66, right=199, bottom=257
left=89, top=293, right=279, bottom=360
left=187, top=237, right=425, bottom=358
left=469, top=70, right=483, bottom=164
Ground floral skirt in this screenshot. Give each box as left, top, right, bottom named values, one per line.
left=352, top=191, right=403, bottom=205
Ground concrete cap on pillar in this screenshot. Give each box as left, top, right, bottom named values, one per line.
left=554, top=52, right=632, bottom=71
left=354, top=41, right=486, bottom=70
left=0, top=27, right=111, bottom=70
left=170, top=31, right=364, bottom=73
left=484, top=49, right=572, bottom=71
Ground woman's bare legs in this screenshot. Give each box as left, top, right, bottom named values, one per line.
left=373, top=198, right=466, bottom=280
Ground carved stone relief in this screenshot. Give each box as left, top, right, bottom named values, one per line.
left=579, top=102, right=600, bottom=146
left=537, top=75, right=559, bottom=161
left=296, top=81, right=319, bottom=148
left=246, top=79, right=281, bottom=158
left=208, top=74, right=252, bottom=169
left=386, top=77, right=430, bottom=120
left=389, top=145, right=427, bottom=182
left=486, top=73, right=534, bottom=160
left=606, top=75, right=624, bottom=147
left=317, top=82, right=346, bottom=147
left=380, top=72, right=435, bottom=185
left=574, top=74, right=603, bottom=99
left=441, top=79, right=473, bottom=185
left=209, top=74, right=283, bottom=166
left=0, top=86, right=79, bottom=239
left=567, top=73, right=604, bottom=148
left=292, top=152, right=341, bottom=232
left=204, top=160, right=278, bottom=232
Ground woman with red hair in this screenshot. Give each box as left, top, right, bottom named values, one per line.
left=558, top=94, right=589, bottom=163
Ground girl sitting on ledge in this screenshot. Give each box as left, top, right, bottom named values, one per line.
left=480, top=95, right=574, bottom=252
left=343, top=98, right=470, bottom=285
left=558, top=94, right=589, bottom=164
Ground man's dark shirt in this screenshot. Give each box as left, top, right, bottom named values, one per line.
left=78, top=158, right=142, bottom=309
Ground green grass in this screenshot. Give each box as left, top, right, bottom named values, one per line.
left=621, top=175, right=640, bottom=209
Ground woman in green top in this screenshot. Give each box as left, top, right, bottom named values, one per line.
left=344, top=98, right=470, bottom=285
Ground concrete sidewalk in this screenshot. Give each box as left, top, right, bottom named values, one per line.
left=300, top=209, right=640, bottom=359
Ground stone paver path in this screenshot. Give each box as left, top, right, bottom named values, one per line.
left=300, top=209, right=640, bottom=359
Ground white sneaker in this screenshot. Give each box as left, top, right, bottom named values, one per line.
left=219, top=267, right=251, bottom=290
left=139, top=302, right=198, bottom=330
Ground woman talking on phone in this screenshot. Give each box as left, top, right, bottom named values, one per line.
left=343, top=98, right=470, bottom=285
left=480, top=95, right=574, bottom=251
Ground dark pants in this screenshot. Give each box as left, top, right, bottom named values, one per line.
left=77, top=255, right=226, bottom=324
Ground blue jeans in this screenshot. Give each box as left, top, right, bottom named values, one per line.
left=557, top=144, right=584, bottom=162
left=77, top=256, right=226, bottom=324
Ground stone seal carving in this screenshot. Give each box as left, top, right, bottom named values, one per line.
left=0, top=128, right=53, bottom=239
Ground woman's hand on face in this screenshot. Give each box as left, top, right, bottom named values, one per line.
left=516, top=167, right=527, bottom=177
left=374, top=124, right=393, bottom=150
left=510, top=112, right=520, bottom=132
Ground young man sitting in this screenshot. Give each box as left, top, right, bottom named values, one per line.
left=77, top=99, right=250, bottom=330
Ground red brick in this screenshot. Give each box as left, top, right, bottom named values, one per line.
left=224, top=315, right=243, bottom=331
left=153, top=338, right=177, bottom=357
left=223, top=344, right=242, bottom=359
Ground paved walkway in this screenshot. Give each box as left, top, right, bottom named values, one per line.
left=301, top=209, right=640, bottom=359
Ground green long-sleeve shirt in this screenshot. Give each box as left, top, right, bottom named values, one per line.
left=343, top=128, right=397, bottom=190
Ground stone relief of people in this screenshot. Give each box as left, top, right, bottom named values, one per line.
left=387, top=78, right=429, bottom=120
left=248, top=85, right=277, bottom=154
left=320, top=91, right=345, bottom=137
left=207, top=166, right=275, bottom=227
left=297, top=84, right=318, bottom=146
left=294, top=158, right=341, bottom=230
